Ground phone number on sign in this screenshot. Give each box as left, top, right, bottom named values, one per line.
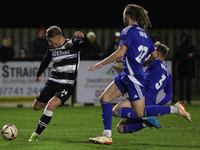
left=0, top=87, right=42, bottom=96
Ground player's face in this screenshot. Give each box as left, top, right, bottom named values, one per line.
left=123, top=9, right=129, bottom=27
left=47, top=36, right=60, bottom=48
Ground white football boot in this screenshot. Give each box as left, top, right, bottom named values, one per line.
left=175, top=101, right=192, bottom=122
left=89, top=135, right=113, bottom=145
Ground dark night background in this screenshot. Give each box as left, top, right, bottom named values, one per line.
left=0, top=0, right=199, bottom=29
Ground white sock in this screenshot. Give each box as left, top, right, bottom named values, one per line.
left=33, top=132, right=40, bottom=137
left=44, top=108, right=53, bottom=117
left=170, top=106, right=178, bottom=114
left=102, top=130, right=112, bottom=137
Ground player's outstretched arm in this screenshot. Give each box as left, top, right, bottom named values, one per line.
left=88, top=45, right=127, bottom=71
left=88, top=62, right=103, bottom=71
left=36, top=55, right=51, bottom=79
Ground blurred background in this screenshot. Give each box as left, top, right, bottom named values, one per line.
left=0, top=0, right=200, bottom=106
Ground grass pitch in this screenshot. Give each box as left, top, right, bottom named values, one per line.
left=0, top=104, right=200, bottom=150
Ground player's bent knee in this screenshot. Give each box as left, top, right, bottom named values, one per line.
left=135, top=111, right=144, bottom=118
left=46, top=104, right=54, bottom=111
left=46, top=101, right=59, bottom=111
left=32, top=99, right=46, bottom=111
left=32, top=105, right=42, bottom=111
left=99, top=94, right=106, bottom=101
left=100, top=94, right=112, bottom=102
left=113, top=111, right=118, bottom=117
left=117, top=124, right=124, bottom=134
left=112, top=108, right=118, bottom=117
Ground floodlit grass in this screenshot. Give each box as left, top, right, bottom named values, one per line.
left=0, top=104, right=200, bottom=150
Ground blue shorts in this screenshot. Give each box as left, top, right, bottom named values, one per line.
left=114, top=74, right=145, bottom=102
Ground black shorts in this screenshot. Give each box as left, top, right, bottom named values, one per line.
left=36, top=80, right=76, bottom=105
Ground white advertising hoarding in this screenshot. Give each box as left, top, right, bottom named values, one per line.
left=0, top=61, right=70, bottom=104
left=0, top=60, right=172, bottom=105
left=0, top=62, right=51, bottom=98
left=77, top=61, right=128, bottom=104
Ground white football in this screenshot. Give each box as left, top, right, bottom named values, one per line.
left=1, top=124, right=18, bottom=140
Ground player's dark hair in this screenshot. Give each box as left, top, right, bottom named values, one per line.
left=125, top=4, right=151, bottom=31
left=46, top=26, right=62, bottom=38
left=154, top=41, right=169, bottom=59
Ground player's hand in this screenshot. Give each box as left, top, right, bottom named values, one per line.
left=74, top=31, right=84, bottom=39
left=88, top=63, right=103, bottom=71
left=35, top=76, right=41, bottom=82
left=115, top=57, right=123, bottom=63
left=142, top=64, right=147, bottom=67
left=142, top=62, right=147, bottom=67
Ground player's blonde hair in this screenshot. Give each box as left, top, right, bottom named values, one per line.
left=46, top=25, right=62, bottom=38
left=125, top=4, right=151, bottom=31
left=154, top=41, right=169, bottom=59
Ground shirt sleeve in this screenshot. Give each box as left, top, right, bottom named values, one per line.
left=36, top=51, right=51, bottom=77
left=73, top=36, right=92, bottom=50
left=119, top=29, right=132, bottom=48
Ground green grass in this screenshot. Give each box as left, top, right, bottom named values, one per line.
left=0, top=104, right=200, bottom=150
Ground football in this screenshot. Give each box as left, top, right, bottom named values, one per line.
left=1, top=124, right=18, bottom=140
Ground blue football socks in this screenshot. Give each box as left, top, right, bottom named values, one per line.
left=123, top=123, right=144, bottom=133
left=117, top=105, right=171, bottom=118
left=117, top=107, right=141, bottom=119
left=145, top=105, right=170, bottom=117
left=101, top=101, right=112, bottom=130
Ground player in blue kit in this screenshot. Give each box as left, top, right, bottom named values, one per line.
left=88, top=4, right=158, bottom=145
left=112, top=42, right=192, bottom=134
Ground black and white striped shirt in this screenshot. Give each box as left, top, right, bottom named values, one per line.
left=36, top=36, right=92, bottom=85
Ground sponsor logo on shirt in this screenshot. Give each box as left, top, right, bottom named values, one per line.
left=52, top=50, right=70, bottom=57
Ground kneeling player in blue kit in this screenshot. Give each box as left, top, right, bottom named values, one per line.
left=113, top=42, right=191, bottom=134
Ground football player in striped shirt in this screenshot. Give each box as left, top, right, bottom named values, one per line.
left=88, top=4, right=158, bottom=145
left=112, top=42, right=191, bottom=134
left=29, top=26, right=92, bottom=142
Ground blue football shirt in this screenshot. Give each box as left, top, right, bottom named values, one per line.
left=119, top=25, right=155, bottom=86
left=144, top=58, right=172, bottom=104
